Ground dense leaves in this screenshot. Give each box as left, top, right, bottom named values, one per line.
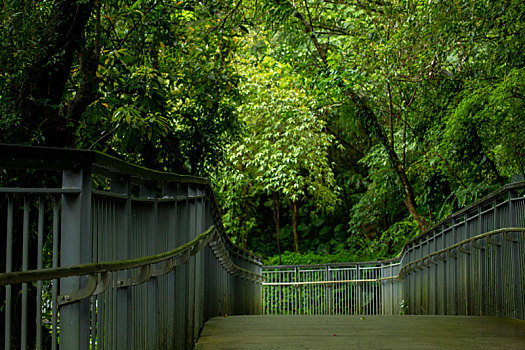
left=213, top=0, right=525, bottom=261
left=1, top=0, right=246, bottom=174
left=1, top=0, right=524, bottom=263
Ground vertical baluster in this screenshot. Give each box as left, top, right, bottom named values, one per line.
left=509, top=190, right=524, bottom=319
left=293, top=270, right=296, bottom=315
left=326, top=266, right=331, bottom=315
left=5, top=197, right=13, bottom=350
left=273, top=271, right=276, bottom=315
left=36, top=197, right=44, bottom=349
left=52, top=197, right=59, bottom=350
left=356, top=265, right=361, bottom=315
left=111, top=176, right=130, bottom=350
left=21, top=196, right=29, bottom=349
left=268, top=272, right=271, bottom=315
left=311, top=270, right=314, bottom=314
left=390, top=264, right=394, bottom=315
left=347, top=269, right=350, bottom=315
left=96, top=199, right=104, bottom=350
left=477, top=206, right=486, bottom=316
left=494, top=199, right=503, bottom=317
left=90, top=199, right=98, bottom=350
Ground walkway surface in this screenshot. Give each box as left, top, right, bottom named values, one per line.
left=195, top=315, right=525, bottom=349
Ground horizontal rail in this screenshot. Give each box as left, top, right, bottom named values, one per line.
left=407, top=181, right=525, bottom=245
left=399, top=227, right=525, bottom=277
left=263, top=257, right=401, bottom=270
left=0, top=143, right=210, bottom=184
left=0, top=225, right=263, bottom=288
left=0, top=226, right=214, bottom=286
left=262, top=275, right=399, bottom=286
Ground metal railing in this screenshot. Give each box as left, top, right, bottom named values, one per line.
left=263, top=182, right=525, bottom=319
left=0, top=144, right=263, bottom=350
left=401, top=183, right=525, bottom=318
left=263, top=261, right=402, bottom=315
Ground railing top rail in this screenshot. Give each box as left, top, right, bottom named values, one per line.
left=263, top=257, right=401, bottom=270
left=0, top=226, right=213, bottom=286
left=264, top=182, right=525, bottom=271
left=406, top=180, right=525, bottom=246
left=0, top=143, right=208, bottom=184
left=0, top=225, right=263, bottom=287
left=0, top=144, right=262, bottom=263
left=399, top=227, right=525, bottom=278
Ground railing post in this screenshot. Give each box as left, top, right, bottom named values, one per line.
left=326, top=266, right=331, bottom=315
left=509, top=190, right=524, bottom=319
left=112, top=175, right=131, bottom=349
left=295, top=266, right=300, bottom=315
left=140, top=183, right=159, bottom=349
left=162, top=183, right=178, bottom=349
left=60, top=167, right=92, bottom=350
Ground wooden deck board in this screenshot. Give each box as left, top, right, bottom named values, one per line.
left=195, top=315, right=525, bottom=349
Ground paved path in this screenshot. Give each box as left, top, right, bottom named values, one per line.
left=195, top=315, right=525, bottom=349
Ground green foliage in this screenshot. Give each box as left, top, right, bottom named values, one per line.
left=1, top=0, right=246, bottom=174
left=264, top=250, right=360, bottom=266
left=441, top=68, right=525, bottom=186
left=212, top=50, right=340, bottom=249
left=2, top=0, right=524, bottom=263
left=229, top=0, right=525, bottom=262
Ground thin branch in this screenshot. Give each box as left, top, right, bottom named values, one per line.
left=207, top=0, right=244, bottom=36
left=395, top=114, right=467, bottom=189
left=117, top=0, right=160, bottom=50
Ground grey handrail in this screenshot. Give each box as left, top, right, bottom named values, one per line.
left=1, top=144, right=264, bottom=349
left=0, top=143, right=261, bottom=264
left=0, top=225, right=254, bottom=286
left=398, top=227, right=525, bottom=277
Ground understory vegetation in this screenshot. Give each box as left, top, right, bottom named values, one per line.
left=1, top=0, right=524, bottom=264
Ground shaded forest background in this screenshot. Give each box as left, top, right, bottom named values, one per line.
left=1, top=0, right=524, bottom=264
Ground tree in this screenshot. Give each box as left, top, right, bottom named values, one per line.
left=0, top=0, right=247, bottom=174
left=214, top=52, right=339, bottom=254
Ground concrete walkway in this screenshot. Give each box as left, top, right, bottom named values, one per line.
left=195, top=315, right=525, bottom=349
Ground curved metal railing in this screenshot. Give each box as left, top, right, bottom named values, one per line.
left=0, top=144, right=263, bottom=350
left=263, top=182, right=525, bottom=319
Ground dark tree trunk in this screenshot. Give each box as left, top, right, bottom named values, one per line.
left=350, top=90, right=428, bottom=232
left=287, top=0, right=427, bottom=232
left=66, top=46, right=100, bottom=127
left=289, top=200, right=300, bottom=253
left=14, top=0, right=94, bottom=146
left=272, top=192, right=282, bottom=264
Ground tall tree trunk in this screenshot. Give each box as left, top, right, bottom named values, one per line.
left=287, top=0, right=427, bottom=232
left=67, top=0, right=101, bottom=129
left=272, top=192, right=282, bottom=264
left=351, top=90, right=428, bottom=232
left=289, top=200, right=300, bottom=253
left=14, top=0, right=94, bottom=146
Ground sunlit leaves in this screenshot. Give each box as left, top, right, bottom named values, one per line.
left=213, top=51, right=340, bottom=248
